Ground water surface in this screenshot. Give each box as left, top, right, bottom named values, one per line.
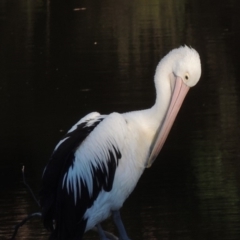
left=1, top=0, right=240, bottom=239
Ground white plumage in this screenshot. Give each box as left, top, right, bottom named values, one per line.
left=40, top=46, right=201, bottom=240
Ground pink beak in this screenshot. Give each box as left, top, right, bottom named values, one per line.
left=146, top=77, right=190, bottom=168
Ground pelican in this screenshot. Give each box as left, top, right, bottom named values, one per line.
left=40, top=46, right=201, bottom=240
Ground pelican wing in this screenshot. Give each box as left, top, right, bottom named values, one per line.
left=40, top=112, right=125, bottom=239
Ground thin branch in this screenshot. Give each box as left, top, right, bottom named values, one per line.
left=22, top=166, right=40, bottom=208
left=11, top=166, right=42, bottom=239
left=11, top=212, right=42, bottom=240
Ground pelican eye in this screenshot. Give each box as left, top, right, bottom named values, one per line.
left=185, top=74, right=189, bottom=80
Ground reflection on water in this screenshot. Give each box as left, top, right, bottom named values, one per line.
left=1, top=0, right=240, bottom=239
left=191, top=40, right=240, bottom=240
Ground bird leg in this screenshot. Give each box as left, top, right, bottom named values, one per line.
left=93, top=224, right=119, bottom=240
left=112, top=211, right=131, bottom=240
left=96, top=224, right=108, bottom=240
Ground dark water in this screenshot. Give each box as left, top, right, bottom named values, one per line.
left=1, top=0, right=240, bottom=239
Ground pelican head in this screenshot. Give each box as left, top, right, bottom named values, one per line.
left=170, top=46, right=201, bottom=87
left=147, top=46, right=201, bottom=167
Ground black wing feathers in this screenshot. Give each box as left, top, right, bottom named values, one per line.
left=40, top=118, right=103, bottom=236
left=40, top=116, right=122, bottom=240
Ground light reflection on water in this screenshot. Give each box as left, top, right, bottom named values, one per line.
left=1, top=0, right=240, bottom=239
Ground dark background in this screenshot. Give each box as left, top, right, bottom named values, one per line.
left=1, top=0, right=240, bottom=239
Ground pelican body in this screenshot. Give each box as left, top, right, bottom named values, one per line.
left=40, top=46, right=201, bottom=240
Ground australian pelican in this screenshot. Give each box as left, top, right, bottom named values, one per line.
left=40, top=46, right=201, bottom=240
